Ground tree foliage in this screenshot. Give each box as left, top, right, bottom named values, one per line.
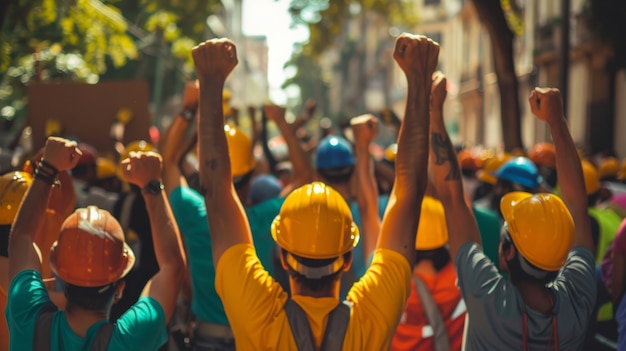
left=0, top=0, right=220, bottom=126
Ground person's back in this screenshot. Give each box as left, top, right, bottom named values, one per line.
left=192, top=35, right=439, bottom=350
left=429, top=87, right=596, bottom=350
left=6, top=140, right=184, bottom=350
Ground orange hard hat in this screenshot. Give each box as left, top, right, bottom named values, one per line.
left=457, top=149, right=481, bottom=171
left=581, top=160, right=600, bottom=195
left=529, top=143, right=556, bottom=169
left=49, top=206, right=135, bottom=287
left=598, top=157, right=620, bottom=180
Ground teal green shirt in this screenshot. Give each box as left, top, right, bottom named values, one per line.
left=6, top=270, right=167, bottom=351
left=473, top=206, right=502, bottom=270
left=169, top=186, right=283, bottom=325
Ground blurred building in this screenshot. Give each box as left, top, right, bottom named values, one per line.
left=402, top=0, right=625, bottom=157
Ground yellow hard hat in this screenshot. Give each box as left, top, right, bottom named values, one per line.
left=581, top=160, right=600, bottom=195
left=225, top=124, right=256, bottom=177
left=223, top=89, right=232, bottom=116
left=500, top=192, right=574, bottom=271
left=271, top=182, right=359, bottom=259
left=0, top=172, right=33, bottom=225
left=118, top=140, right=156, bottom=181
left=598, top=157, right=620, bottom=179
left=97, top=157, right=117, bottom=180
left=415, top=196, right=448, bottom=250
left=478, top=154, right=512, bottom=184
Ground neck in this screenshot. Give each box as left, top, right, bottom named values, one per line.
left=289, top=278, right=340, bottom=299
left=65, top=303, right=109, bottom=337
left=513, top=280, right=554, bottom=314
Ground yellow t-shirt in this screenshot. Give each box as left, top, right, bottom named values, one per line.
left=215, top=244, right=412, bottom=350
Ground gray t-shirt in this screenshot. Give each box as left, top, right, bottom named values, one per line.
left=456, top=242, right=596, bottom=351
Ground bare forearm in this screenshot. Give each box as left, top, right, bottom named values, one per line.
left=548, top=117, right=592, bottom=248
left=355, top=143, right=380, bottom=257
left=143, top=192, right=185, bottom=271
left=198, top=79, right=232, bottom=193
left=274, top=117, right=313, bottom=185
left=395, top=79, right=429, bottom=199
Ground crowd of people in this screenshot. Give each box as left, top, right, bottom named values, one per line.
left=1, top=33, right=626, bottom=350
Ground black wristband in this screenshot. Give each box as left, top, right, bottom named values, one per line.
left=142, top=180, right=164, bottom=195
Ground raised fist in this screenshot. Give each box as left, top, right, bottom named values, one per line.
left=430, top=71, right=447, bottom=111
left=42, top=137, right=82, bottom=172
left=529, top=88, right=564, bottom=124
left=393, top=33, right=439, bottom=80
left=350, top=114, right=379, bottom=147
left=120, top=151, right=163, bottom=188
left=192, top=39, right=238, bottom=82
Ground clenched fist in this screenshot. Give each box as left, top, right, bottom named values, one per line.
left=192, top=39, right=238, bottom=82
left=42, top=137, right=82, bottom=172
left=393, top=33, right=439, bottom=81
left=120, top=151, right=163, bottom=188
left=529, top=88, right=564, bottom=124
left=350, top=114, right=379, bottom=148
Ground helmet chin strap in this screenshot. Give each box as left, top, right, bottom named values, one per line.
left=285, top=253, right=345, bottom=279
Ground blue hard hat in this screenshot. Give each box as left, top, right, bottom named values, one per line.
left=248, top=174, right=283, bottom=205
left=315, top=136, right=355, bottom=169
left=496, top=157, right=543, bottom=189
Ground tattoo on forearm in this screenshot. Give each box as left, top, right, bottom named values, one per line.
left=431, top=132, right=460, bottom=180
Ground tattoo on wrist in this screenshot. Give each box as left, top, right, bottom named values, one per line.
left=431, top=132, right=460, bottom=181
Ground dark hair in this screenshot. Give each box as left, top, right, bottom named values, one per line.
left=64, top=281, right=119, bottom=311
left=318, top=166, right=354, bottom=184
left=587, top=191, right=600, bottom=208
left=415, top=247, right=451, bottom=272
left=234, top=169, right=254, bottom=191
left=281, top=249, right=350, bottom=292
left=70, top=164, right=96, bottom=179
left=501, top=232, right=558, bottom=286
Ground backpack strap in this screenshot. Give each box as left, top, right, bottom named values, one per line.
left=320, top=301, right=352, bottom=351
left=412, top=275, right=450, bottom=351
left=89, top=322, right=114, bottom=351
left=284, top=299, right=352, bottom=351
left=33, top=304, right=59, bottom=351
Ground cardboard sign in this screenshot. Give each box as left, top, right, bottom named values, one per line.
left=27, top=81, right=151, bottom=153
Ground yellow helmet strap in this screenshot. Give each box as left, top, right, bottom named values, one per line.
left=285, top=253, right=345, bottom=279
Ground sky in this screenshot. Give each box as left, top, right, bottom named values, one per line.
left=241, top=0, right=309, bottom=105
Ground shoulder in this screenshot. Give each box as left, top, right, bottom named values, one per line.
left=111, top=297, right=167, bottom=348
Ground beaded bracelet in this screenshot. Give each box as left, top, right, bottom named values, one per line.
left=34, top=158, right=59, bottom=185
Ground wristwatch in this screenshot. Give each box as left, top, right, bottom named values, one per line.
left=180, top=108, right=196, bottom=122
left=142, top=180, right=164, bottom=195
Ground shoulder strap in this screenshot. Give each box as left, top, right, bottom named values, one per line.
left=284, top=299, right=316, bottom=351
left=412, top=275, right=451, bottom=351
left=33, top=304, right=59, bottom=351
left=284, top=299, right=352, bottom=351
left=89, top=323, right=114, bottom=351
left=320, top=301, right=352, bottom=351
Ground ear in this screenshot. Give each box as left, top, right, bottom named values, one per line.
left=114, top=280, right=126, bottom=301
left=279, top=250, right=289, bottom=271
left=343, top=253, right=353, bottom=272
left=504, top=244, right=516, bottom=262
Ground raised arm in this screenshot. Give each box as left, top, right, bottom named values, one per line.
left=350, top=114, right=381, bottom=259
left=377, top=34, right=439, bottom=265
left=264, top=104, right=314, bottom=194
left=8, top=137, right=81, bottom=280
left=192, top=39, right=252, bottom=266
left=122, top=151, right=185, bottom=322
left=529, top=88, right=593, bottom=250
left=428, top=72, right=481, bottom=260
left=161, top=81, right=199, bottom=196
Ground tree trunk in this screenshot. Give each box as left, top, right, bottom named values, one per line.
left=471, top=0, right=524, bottom=152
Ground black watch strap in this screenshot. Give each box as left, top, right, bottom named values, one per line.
left=142, top=180, right=164, bottom=195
